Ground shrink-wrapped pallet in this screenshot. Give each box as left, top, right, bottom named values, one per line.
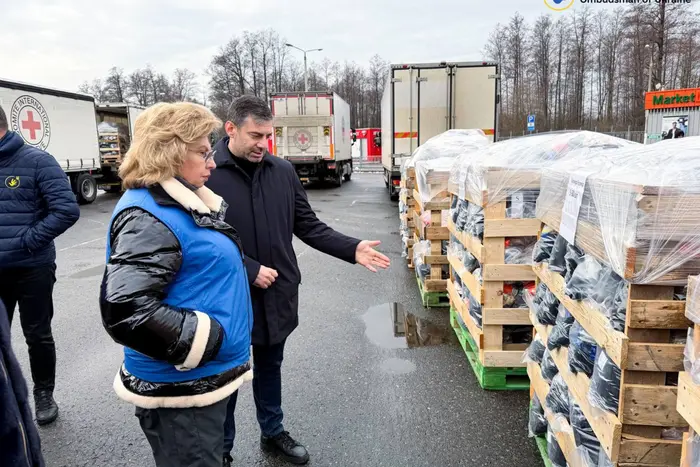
left=412, top=129, right=491, bottom=204
left=536, top=136, right=700, bottom=285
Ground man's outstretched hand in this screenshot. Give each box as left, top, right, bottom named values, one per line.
left=355, top=240, right=391, bottom=273
left=254, top=265, right=278, bottom=289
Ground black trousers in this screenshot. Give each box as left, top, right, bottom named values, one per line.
left=0, top=263, right=57, bottom=394
left=224, top=339, right=286, bottom=454
left=136, top=396, right=230, bottom=467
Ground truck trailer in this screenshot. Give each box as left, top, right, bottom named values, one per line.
left=380, top=61, right=500, bottom=199
left=0, top=78, right=143, bottom=203
left=0, top=79, right=102, bottom=204
left=270, top=92, right=353, bottom=186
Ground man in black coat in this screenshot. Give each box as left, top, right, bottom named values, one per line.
left=206, top=95, right=390, bottom=466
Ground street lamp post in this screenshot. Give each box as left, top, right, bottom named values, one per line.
left=285, top=43, right=323, bottom=92
left=644, top=43, right=654, bottom=144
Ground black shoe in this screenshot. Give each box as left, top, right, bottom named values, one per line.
left=260, top=431, right=309, bottom=465
left=223, top=454, right=233, bottom=467
left=34, top=389, right=59, bottom=426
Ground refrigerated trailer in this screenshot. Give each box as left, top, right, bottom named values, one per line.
left=0, top=79, right=102, bottom=204
left=0, top=79, right=143, bottom=203
left=381, top=61, right=500, bottom=199
left=270, top=92, right=353, bottom=186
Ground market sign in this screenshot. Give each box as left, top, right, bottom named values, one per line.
left=645, top=88, right=700, bottom=110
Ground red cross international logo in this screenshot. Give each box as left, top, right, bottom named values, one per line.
left=294, top=129, right=312, bottom=151
left=10, top=95, right=51, bottom=150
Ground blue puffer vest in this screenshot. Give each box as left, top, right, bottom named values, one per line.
left=107, top=188, right=252, bottom=383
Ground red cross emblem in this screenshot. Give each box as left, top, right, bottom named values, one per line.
left=294, top=130, right=312, bottom=150
left=10, top=96, right=51, bottom=150
left=22, top=111, right=41, bottom=140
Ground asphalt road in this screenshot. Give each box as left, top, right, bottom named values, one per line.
left=11, top=173, right=542, bottom=467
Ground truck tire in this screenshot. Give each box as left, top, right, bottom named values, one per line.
left=334, top=171, right=343, bottom=188
left=74, top=173, right=98, bottom=205
left=343, top=172, right=352, bottom=182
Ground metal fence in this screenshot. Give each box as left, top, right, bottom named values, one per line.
left=496, top=128, right=645, bottom=144
left=352, top=158, right=383, bottom=173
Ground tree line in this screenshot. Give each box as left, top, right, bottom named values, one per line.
left=78, top=28, right=389, bottom=129
left=485, top=3, right=700, bottom=135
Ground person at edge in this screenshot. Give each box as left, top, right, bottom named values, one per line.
left=99, top=102, right=254, bottom=467
left=206, top=95, right=391, bottom=466
left=0, top=104, right=80, bottom=426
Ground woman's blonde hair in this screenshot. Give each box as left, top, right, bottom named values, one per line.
left=119, top=102, right=222, bottom=188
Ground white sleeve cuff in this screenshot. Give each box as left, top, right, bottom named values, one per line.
left=175, top=311, right=211, bottom=371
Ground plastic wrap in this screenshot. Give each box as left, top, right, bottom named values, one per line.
left=565, top=255, right=604, bottom=301
left=448, top=130, right=634, bottom=207
left=564, top=244, right=586, bottom=282
left=533, top=226, right=559, bottom=263
left=413, top=241, right=431, bottom=281
left=463, top=251, right=480, bottom=273
left=505, top=238, right=536, bottom=265
left=686, top=432, right=700, bottom=467
left=548, top=303, right=574, bottom=351
left=597, top=449, right=614, bottom=467
left=589, top=265, right=627, bottom=332
left=469, top=294, right=483, bottom=328
left=504, top=282, right=535, bottom=309
left=415, top=157, right=458, bottom=204
left=688, top=276, right=700, bottom=325
left=531, top=283, right=560, bottom=326
left=588, top=349, right=621, bottom=415
left=684, top=328, right=700, bottom=385
left=549, top=235, right=569, bottom=276
left=523, top=335, right=547, bottom=365
left=547, top=426, right=567, bottom=467
left=529, top=394, right=548, bottom=437
left=546, top=374, right=571, bottom=420
left=570, top=402, right=601, bottom=467
left=541, top=348, right=559, bottom=383
left=569, top=321, right=598, bottom=376
left=536, top=136, right=700, bottom=285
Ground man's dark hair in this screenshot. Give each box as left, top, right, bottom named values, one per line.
left=0, top=104, right=7, bottom=132
left=226, top=95, right=272, bottom=127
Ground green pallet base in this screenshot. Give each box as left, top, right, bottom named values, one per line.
left=415, top=275, right=450, bottom=308
left=535, top=435, right=553, bottom=467
left=449, top=307, right=529, bottom=391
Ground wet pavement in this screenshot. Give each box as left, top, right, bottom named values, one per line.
left=10, top=173, right=541, bottom=467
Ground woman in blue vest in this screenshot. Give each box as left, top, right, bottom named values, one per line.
left=99, top=102, right=253, bottom=467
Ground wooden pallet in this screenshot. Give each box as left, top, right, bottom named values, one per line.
left=412, top=187, right=450, bottom=298
left=400, top=169, right=417, bottom=269
left=677, top=280, right=700, bottom=467
left=528, top=360, right=584, bottom=467
left=450, top=307, right=529, bottom=390
left=535, top=435, right=554, bottom=467
left=533, top=255, right=690, bottom=466
left=416, top=274, right=449, bottom=308
left=446, top=192, right=538, bottom=371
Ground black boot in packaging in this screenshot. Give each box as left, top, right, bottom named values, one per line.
left=569, top=321, right=598, bottom=377
left=529, top=394, right=548, bottom=437
left=548, top=303, right=575, bottom=351
left=541, top=348, right=559, bottom=383
left=570, top=402, right=601, bottom=467
left=533, top=227, right=558, bottom=264
left=548, top=235, right=569, bottom=276
left=546, top=374, right=571, bottom=421
left=565, top=255, right=603, bottom=301
left=588, top=349, right=621, bottom=415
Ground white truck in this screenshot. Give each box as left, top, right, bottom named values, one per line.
left=0, top=78, right=143, bottom=203
left=269, top=92, right=353, bottom=186
left=381, top=61, right=501, bottom=199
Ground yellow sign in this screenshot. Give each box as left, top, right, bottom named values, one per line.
left=5, top=176, right=20, bottom=189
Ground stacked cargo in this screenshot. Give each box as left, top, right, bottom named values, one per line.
left=410, top=131, right=491, bottom=308
left=676, top=276, right=700, bottom=465
left=446, top=131, right=632, bottom=390
left=526, top=137, right=700, bottom=467
left=399, top=167, right=417, bottom=268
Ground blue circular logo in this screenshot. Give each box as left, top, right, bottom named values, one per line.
left=544, top=0, right=574, bottom=11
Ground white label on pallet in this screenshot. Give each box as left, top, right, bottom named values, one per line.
left=560, top=171, right=593, bottom=244
left=510, top=191, right=524, bottom=218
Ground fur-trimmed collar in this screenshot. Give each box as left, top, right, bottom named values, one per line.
left=159, top=177, right=223, bottom=215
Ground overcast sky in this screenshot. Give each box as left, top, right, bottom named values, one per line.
left=0, top=0, right=695, bottom=94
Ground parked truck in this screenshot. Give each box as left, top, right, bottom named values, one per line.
left=380, top=61, right=500, bottom=199
left=269, top=92, right=353, bottom=186
left=0, top=78, right=143, bottom=203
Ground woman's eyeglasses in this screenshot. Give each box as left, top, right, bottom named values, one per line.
left=190, top=149, right=216, bottom=162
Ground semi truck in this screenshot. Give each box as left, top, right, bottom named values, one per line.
left=380, top=61, right=501, bottom=199
left=269, top=92, right=353, bottom=186
left=0, top=78, right=143, bottom=204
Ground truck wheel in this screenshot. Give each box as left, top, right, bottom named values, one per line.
left=343, top=172, right=352, bottom=182
left=334, top=171, right=343, bottom=188
left=104, top=184, right=122, bottom=194
left=75, top=173, right=98, bottom=205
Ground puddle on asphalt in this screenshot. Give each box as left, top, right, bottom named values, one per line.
left=69, top=264, right=105, bottom=279
left=361, top=302, right=457, bottom=349
left=380, top=358, right=416, bottom=375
